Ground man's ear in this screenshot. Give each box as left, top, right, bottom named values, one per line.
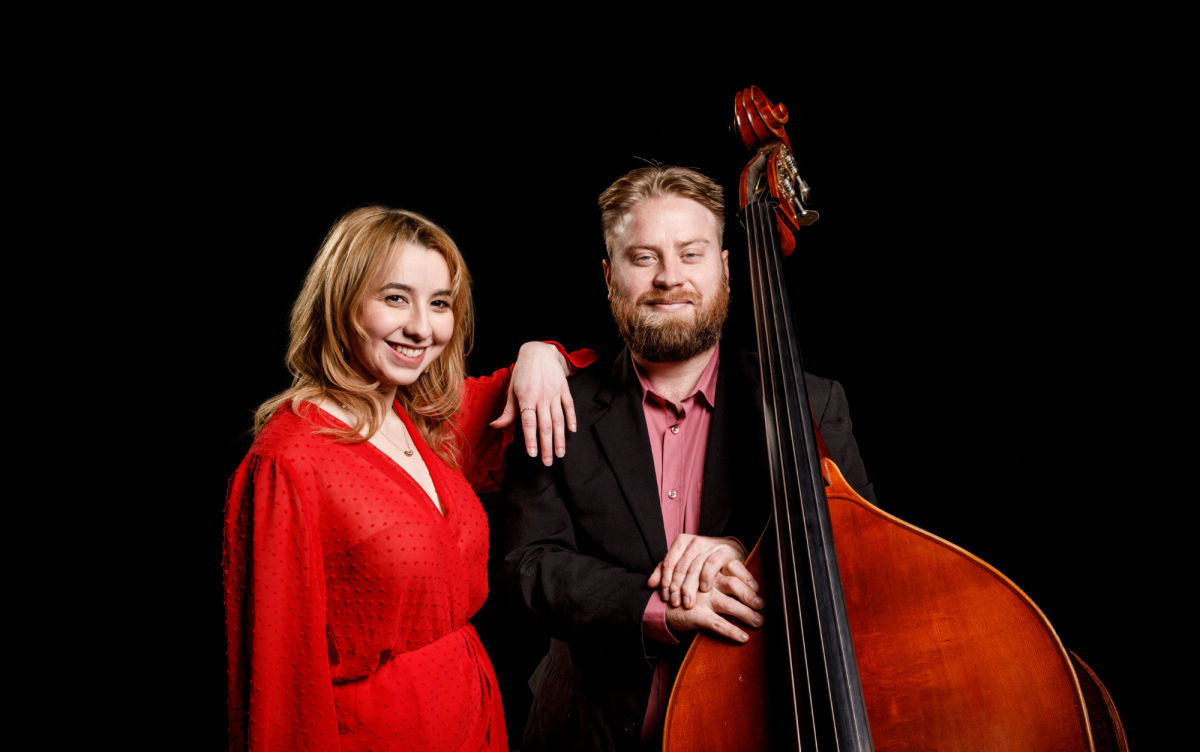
left=722, top=250, right=731, bottom=291
left=602, top=259, right=612, bottom=300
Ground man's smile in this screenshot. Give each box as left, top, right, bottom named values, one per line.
left=646, top=300, right=693, bottom=311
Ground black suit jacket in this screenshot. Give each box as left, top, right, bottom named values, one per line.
left=503, top=346, right=874, bottom=751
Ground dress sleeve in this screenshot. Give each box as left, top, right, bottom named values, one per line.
left=224, top=452, right=340, bottom=751
left=457, top=343, right=598, bottom=494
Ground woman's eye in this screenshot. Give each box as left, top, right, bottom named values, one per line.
left=432, top=299, right=451, bottom=309
left=385, top=295, right=409, bottom=304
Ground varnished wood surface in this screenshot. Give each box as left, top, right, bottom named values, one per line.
left=825, top=458, right=1093, bottom=751
left=664, top=457, right=1100, bottom=751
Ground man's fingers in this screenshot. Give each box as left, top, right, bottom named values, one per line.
left=698, top=553, right=731, bottom=594
left=661, top=556, right=677, bottom=603
left=669, top=537, right=702, bottom=593
left=682, top=547, right=731, bottom=608
left=647, top=562, right=663, bottom=589
left=659, top=535, right=691, bottom=603
left=694, top=599, right=754, bottom=643
left=680, top=557, right=705, bottom=609
left=674, top=540, right=736, bottom=606
left=723, top=559, right=758, bottom=592
left=711, top=591, right=764, bottom=630
left=715, top=573, right=765, bottom=610
left=705, top=611, right=750, bottom=643
left=669, top=537, right=704, bottom=607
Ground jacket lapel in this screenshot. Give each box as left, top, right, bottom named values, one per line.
left=699, top=347, right=763, bottom=537
left=592, top=350, right=670, bottom=565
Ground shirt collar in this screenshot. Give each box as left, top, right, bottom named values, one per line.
left=631, top=343, right=720, bottom=410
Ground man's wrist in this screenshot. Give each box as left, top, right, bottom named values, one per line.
left=642, top=591, right=679, bottom=645
left=724, top=536, right=747, bottom=560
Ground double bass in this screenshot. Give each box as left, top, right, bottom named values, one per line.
left=661, top=86, right=1127, bottom=751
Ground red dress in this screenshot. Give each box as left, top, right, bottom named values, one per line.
left=224, top=363, right=576, bottom=752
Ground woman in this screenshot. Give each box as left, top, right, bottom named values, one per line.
left=223, top=206, right=593, bottom=751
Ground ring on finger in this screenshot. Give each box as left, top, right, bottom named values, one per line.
left=520, top=407, right=536, bottom=413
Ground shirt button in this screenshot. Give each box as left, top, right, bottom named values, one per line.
left=670, top=426, right=679, bottom=434
left=668, top=491, right=677, bottom=499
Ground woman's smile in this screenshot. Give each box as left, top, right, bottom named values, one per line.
left=389, top=342, right=428, bottom=365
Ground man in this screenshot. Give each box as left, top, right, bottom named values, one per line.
left=503, top=166, right=875, bottom=751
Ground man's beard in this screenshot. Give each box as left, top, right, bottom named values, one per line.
left=609, top=276, right=730, bottom=363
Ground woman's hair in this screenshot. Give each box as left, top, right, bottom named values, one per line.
left=254, top=205, right=474, bottom=467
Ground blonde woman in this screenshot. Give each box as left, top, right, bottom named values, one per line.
left=223, top=206, right=593, bottom=751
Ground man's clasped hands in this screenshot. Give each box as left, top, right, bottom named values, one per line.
left=647, top=534, right=766, bottom=643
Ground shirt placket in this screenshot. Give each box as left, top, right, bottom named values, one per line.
left=661, top=402, right=687, bottom=540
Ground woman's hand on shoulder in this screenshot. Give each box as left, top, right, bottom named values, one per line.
left=490, top=342, right=576, bottom=466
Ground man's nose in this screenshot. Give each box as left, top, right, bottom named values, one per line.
left=655, top=256, right=685, bottom=288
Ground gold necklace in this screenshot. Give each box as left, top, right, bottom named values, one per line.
left=378, top=417, right=416, bottom=457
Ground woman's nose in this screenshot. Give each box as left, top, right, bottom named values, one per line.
left=404, top=308, right=433, bottom=341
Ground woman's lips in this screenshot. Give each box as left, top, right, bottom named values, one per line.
left=388, top=342, right=426, bottom=366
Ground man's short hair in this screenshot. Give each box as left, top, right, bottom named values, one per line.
left=598, top=166, right=725, bottom=259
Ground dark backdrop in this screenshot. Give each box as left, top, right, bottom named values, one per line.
left=197, top=52, right=1176, bottom=748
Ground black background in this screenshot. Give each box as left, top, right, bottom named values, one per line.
left=194, top=38, right=1179, bottom=748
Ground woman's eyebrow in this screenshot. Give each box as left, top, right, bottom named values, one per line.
left=381, top=282, right=453, bottom=297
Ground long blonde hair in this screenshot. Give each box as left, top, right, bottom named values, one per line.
left=254, top=205, right=474, bottom=467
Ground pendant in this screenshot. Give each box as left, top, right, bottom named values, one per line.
left=404, top=450, right=414, bottom=456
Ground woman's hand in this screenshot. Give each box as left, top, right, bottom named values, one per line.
left=491, top=342, right=576, bottom=466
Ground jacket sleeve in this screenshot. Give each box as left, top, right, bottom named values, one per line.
left=502, top=440, right=657, bottom=660
left=224, top=452, right=340, bottom=751
left=813, top=380, right=877, bottom=506
left=457, top=344, right=598, bottom=495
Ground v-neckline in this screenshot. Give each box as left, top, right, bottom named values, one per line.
left=308, top=400, right=450, bottom=521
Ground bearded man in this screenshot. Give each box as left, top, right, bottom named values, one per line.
left=503, top=166, right=876, bottom=752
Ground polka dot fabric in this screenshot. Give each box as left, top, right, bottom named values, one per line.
left=224, top=347, right=595, bottom=752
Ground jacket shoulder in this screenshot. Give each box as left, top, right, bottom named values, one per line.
left=729, top=349, right=838, bottom=421
left=803, top=371, right=835, bottom=417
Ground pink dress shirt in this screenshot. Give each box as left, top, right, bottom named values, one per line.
left=634, top=344, right=725, bottom=742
